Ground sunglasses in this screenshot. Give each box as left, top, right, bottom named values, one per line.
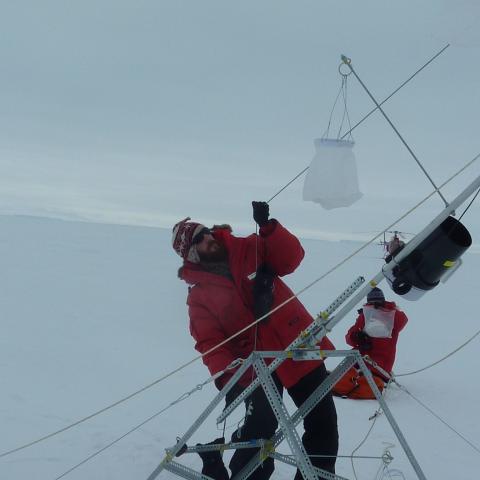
left=192, top=227, right=211, bottom=245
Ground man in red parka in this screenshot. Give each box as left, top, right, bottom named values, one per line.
left=172, top=202, right=338, bottom=480
left=333, top=287, right=408, bottom=399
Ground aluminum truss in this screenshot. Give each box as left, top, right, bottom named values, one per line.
left=147, top=349, right=426, bottom=480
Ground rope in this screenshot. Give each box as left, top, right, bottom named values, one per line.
left=53, top=359, right=243, bottom=480
left=343, top=44, right=449, bottom=142
left=0, top=358, right=202, bottom=459
left=267, top=44, right=450, bottom=204
left=397, top=384, right=480, bottom=455
left=349, top=379, right=395, bottom=480
left=444, top=184, right=480, bottom=241
left=343, top=54, right=450, bottom=209
left=395, top=327, right=480, bottom=377
left=1, top=152, right=478, bottom=461
left=351, top=316, right=480, bottom=476
left=323, top=78, right=346, bottom=139
left=337, top=75, right=354, bottom=141
left=365, top=331, right=480, bottom=458
left=297, top=454, right=388, bottom=460
left=267, top=166, right=309, bottom=203
left=362, top=328, right=480, bottom=455
left=457, top=186, right=480, bottom=222
left=375, top=464, right=406, bottom=480
left=350, top=412, right=380, bottom=480
left=247, top=223, right=260, bottom=432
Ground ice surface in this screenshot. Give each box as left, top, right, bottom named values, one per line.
left=0, top=215, right=478, bottom=479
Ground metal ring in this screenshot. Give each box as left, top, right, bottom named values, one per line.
left=382, top=451, right=394, bottom=465
left=338, top=63, right=352, bottom=77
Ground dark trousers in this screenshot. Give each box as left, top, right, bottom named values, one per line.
left=228, top=364, right=338, bottom=479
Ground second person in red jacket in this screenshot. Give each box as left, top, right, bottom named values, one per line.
left=333, top=287, right=408, bottom=399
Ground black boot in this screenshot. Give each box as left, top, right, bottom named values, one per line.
left=197, top=437, right=229, bottom=480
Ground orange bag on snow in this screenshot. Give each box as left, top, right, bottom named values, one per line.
left=332, top=367, right=385, bottom=400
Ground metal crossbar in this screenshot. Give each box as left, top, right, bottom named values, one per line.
left=271, top=452, right=350, bottom=480
left=182, top=440, right=266, bottom=455
left=163, top=460, right=214, bottom=480
left=253, top=356, right=318, bottom=480
left=355, top=356, right=427, bottom=479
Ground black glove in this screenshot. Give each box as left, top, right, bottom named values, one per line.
left=253, top=264, right=275, bottom=321
left=252, top=201, right=270, bottom=227
left=352, top=331, right=373, bottom=351
left=197, top=437, right=229, bottom=480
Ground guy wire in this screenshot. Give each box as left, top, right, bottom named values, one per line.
left=267, top=44, right=450, bottom=204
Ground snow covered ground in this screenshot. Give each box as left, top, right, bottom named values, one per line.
left=1, top=214, right=479, bottom=479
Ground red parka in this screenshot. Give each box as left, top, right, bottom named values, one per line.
left=179, top=220, right=335, bottom=389
left=345, top=301, right=408, bottom=375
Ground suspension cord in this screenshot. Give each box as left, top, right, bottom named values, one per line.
left=323, top=76, right=347, bottom=139
left=350, top=411, right=380, bottom=480
left=395, top=327, right=480, bottom=377
left=53, top=360, right=243, bottom=479
left=397, top=384, right=480, bottom=455
left=349, top=378, right=395, bottom=480
left=457, top=186, right=480, bottom=222
left=364, top=328, right=480, bottom=457
left=245, top=223, right=261, bottom=433
left=343, top=44, right=449, bottom=142
left=341, top=54, right=449, bottom=208
left=267, top=166, right=309, bottom=203
left=267, top=44, right=450, bottom=204
left=337, top=73, right=353, bottom=141
left=253, top=223, right=260, bottom=355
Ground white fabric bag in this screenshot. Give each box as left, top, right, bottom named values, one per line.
left=303, top=138, right=362, bottom=209
left=362, top=305, right=396, bottom=338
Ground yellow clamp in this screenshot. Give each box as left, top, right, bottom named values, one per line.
left=162, top=452, right=174, bottom=465
left=369, top=280, right=378, bottom=288
left=260, top=440, right=275, bottom=461
left=443, top=260, right=455, bottom=268
left=300, top=330, right=310, bottom=339
left=320, top=311, right=329, bottom=320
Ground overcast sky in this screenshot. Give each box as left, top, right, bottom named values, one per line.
left=1, top=0, right=479, bottom=244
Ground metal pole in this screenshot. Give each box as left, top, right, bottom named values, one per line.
left=341, top=54, right=449, bottom=208
left=253, top=356, right=319, bottom=480
left=267, top=44, right=450, bottom=204
left=340, top=44, right=450, bottom=140
left=356, top=355, right=427, bottom=480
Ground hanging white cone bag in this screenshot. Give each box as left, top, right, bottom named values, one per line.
left=303, top=138, right=363, bottom=209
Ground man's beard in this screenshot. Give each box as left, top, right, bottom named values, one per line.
left=198, top=239, right=229, bottom=263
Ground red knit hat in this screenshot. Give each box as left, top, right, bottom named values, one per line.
left=172, top=217, right=206, bottom=263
